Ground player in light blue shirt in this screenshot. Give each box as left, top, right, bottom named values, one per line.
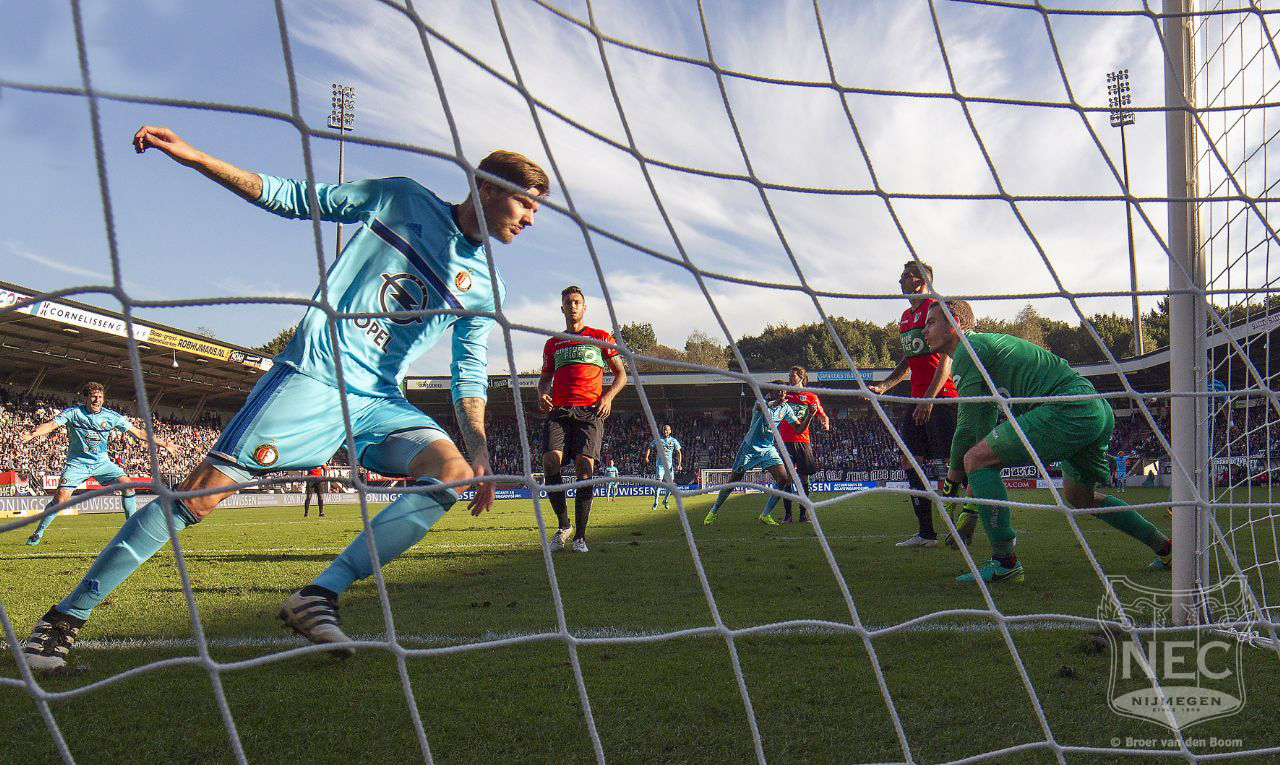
left=19, top=382, right=178, bottom=545
left=644, top=424, right=682, bottom=509
left=22, top=126, right=549, bottom=672
left=1113, top=451, right=1130, bottom=493
left=602, top=459, right=620, bottom=502
left=703, top=387, right=802, bottom=526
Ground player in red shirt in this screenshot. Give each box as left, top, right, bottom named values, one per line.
left=779, top=366, right=829, bottom=523
left=537, top=286, right=628, bottom=552
left=303, top=467, right=326, bottom=518
left=868, top=260, right=974, bottom=548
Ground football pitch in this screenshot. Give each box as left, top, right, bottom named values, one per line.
left=3, top=488, right=1279, bottom=764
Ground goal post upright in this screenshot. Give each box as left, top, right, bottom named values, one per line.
left=1165, top=0, right=1207, bottom=626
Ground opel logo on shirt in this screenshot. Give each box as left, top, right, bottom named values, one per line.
left=379, top=272, right=429, bottom=325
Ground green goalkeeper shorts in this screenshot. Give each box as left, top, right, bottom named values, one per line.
left=983, top=396, right=1114, bottom=487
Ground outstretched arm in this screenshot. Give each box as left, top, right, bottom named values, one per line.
left=19, top=420, right=60, bottom=444
left=134, top=125, right=262, bottom=201
left=868, top=358, right=909, bottom=395
left=125, top=425, right=180, bottom=458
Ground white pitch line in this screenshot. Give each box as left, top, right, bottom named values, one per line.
left=5, top=533, right=893, bottom=559
left=0, top=620, right=1091, bottom=654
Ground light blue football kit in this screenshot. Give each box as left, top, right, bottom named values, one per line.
left=707, top=401, right=802, bottom=519
left=28, top=406, right=136, bottom=544
left=732, top=401, right=800, bottom=473
left=604, top=465, right=620, bottom=498
left=54, top=406, right=131, bottom=488
left=650, top=436, right=682, bottom=481
left=53, top=174, right=501, bottom=620
left=210, top=175, right=501, bottom=477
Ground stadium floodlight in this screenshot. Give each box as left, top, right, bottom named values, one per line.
left=1107, top=68, right=1143, bottom=355
left=327, top=83, right=356, bottom=258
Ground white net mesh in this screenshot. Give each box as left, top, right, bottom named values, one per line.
left=1197, top=0, right=1280, bottom=639
left=3, top=1, right=1280, bottom=763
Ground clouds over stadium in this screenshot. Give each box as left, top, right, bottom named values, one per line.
left=3, top=1, right=1178, bottom=374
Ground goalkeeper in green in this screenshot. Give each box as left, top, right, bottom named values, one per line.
left=922, top=300, right=1172, bottom=583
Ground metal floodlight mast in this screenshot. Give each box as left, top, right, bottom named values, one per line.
left=328, top=83, right=356, bottom=258
left=1108, top=68, right=1144, bottom=356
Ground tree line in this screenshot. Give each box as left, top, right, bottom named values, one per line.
left=255, top=295, right=1277, bottom=373
left=619, top=300, right=1177, bottom=373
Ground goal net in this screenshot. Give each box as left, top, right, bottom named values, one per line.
left=3, top=1, right=1280, bottom=763
left=1194, top=0, right=1280, bottom=641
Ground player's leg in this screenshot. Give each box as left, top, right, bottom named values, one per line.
left=95, top=461, right=136, bottom=521
left=567, top=411, right=602, bottom=550
left=286, top=425, right=466, bottom=656
left=957, top=439, right=1018, bottom=575
left=22, top=460, right=242, bottom=671
left=1060, top=409, right=1170, bottom=568
left=27, top=486, right=74, bottom=546
left=23, top=365, right=337, bottom=671
left=896, top=411, right=938, bottom=548
left=705, top=466, right=748, bottom=523
left=541, top=412, right=573, bottom=546
left=572, top=454, right=596, bottom=551
left=781, top=443, right=798, bottom=522
left=657, top=464, right=674, bottom=509
left=760, top=462, right=793, bottom=523
left=794, top=443, right=816, bottom=522
left=317, top=482, right=325, bottom=516
left=303, top=482, right=312, bottom=517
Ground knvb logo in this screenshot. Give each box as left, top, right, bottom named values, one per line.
left=1098, top=576, right=1253, bottom=730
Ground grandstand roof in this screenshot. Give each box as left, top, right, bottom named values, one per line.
left=0, top=281, right=269, bottom=411
left=8, top=277, right=1275, bottom=421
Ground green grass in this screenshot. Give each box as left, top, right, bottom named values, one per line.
left=2, top=488, right=1278, bottom=764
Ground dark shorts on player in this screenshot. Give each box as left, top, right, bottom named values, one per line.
left=899, top=400, right=957, bottom=461
left=783, top=441, right=819, bottom=475
left=984, top=396, right=1113, bottom=487
left=542, top=406, right=605, bottom=462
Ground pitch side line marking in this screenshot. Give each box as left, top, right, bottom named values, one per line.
left=0, top=620, right=1088, bottom=655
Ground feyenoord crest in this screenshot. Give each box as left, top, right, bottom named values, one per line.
left=252, top=443, right=279, bottom=467
left=454, top=270, right=473, bottom=292
left=378, top=272, right=429, bottom=325
left=1098, top=575, right=1253, bottom=730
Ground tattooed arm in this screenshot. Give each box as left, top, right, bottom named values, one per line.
left=454, top=396, right=495, bottom=516
left=133, top=126, right=263, bottom=201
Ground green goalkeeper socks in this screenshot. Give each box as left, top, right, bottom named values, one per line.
left=1091, top=494, right=1168, bottom=551
left=969, top=468, right=1016, bottom=558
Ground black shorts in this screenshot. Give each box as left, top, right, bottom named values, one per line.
left=784, top=441, right=819, bottom=475
left=899, top=400, right=958, bottom=461
left=542, top=406, right=605, bottom=462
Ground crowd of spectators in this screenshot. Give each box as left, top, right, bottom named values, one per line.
left=0, top=389, right=222, bottom=490
left=13, top=382, right=1280, bottom=494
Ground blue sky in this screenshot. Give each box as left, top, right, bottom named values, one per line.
left=2, top=1, right=1188, bottom=375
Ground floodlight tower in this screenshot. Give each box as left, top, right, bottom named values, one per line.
left=328, top=83, right=356, bottom=258
left=1108, top=68, right=1144, bottom=355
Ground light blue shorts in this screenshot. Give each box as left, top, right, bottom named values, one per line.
left=60, top=458, right=127, bottom=490
left=655, top=465, right=676, bottom=483
left=732, top=445, right=783, bottom=473
left=210, top=364, right=447, bottom=481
